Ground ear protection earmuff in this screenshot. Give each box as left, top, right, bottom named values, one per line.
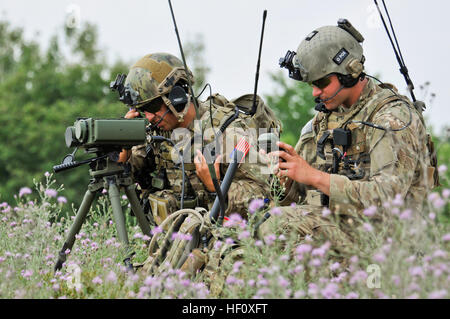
left=168, top=85, right=189, bottom=112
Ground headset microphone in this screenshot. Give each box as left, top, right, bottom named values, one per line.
left=314, top=84, right=345, bottom=113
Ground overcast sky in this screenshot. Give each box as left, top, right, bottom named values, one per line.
left=1, top=0, right=449, bottom=133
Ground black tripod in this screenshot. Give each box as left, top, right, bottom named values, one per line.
left=53, top=154, right=152, bottom=271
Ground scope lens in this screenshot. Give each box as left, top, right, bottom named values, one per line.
left=65, top=126, right=79, bottom=148
left=74, top=120, right=88, bottom=142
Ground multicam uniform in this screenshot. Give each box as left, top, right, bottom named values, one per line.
left=259, top=78, right=437, bottom=252
left=128, top=93, right=281, bottom=225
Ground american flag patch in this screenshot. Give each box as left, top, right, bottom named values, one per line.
left=232, top=137, right=250, bottom=163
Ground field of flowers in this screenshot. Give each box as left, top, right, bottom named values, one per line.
left=0, top=170, right=449, bottom=299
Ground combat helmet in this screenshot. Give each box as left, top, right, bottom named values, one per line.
left=111, top=52, right=195, bottom=122
left=280, top=19, right=365, bottom=86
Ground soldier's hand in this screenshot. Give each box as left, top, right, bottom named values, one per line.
left=270, top=141, right=316, bottom=186
left=125, top=108, right=140, bottom=119
left=118, top=109, right=140, bottom=163
left=194, top=150, right=221, bottom=192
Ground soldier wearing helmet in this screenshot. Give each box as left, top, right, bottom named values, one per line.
left=259, top=19, right=437, bottom=253
left=115, top=52, right=281, bottom=226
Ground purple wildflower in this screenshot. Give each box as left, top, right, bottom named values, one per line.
left=214, top=240, right=223, bottom=250
left=151, top=226, right=163, bottom=235
left=278, top=275, right=290, bottom=288
left=307, top=283, right=319, bottom=296
left=391, top=275, right=401, bottom=286
left=429, top=290, right=447, bottom=299
left=432, top=198, right=445, bottom=209
left=363, top=205, right=377, bottom=217
left=442, top=189, right=450, bottom=199
left=432, top=249, right=447, bottom=259
left=345, top=292, right=359, bottom=299
left=238, top=230, right=250, bottom=240
left=373, top=252, right=386, bottom=263
left=92, top=276, right=103, bottom=285
left=438, top=164, right=447, bottom=174
left=248, top=199, right=265, bottom=214
left=223, top=213, right=243, bottom=228
left=296, top=244, right=312, bottom=255
left=321, top=283, right=339, bottom=299
left=270, top=207, right=282, bottom=216
left=392, top=194, right=404, bottom=206
left=44, top=188, right=57, bottom=198
left=409, top=266, right=425, bottom=279
left=349, top=270, right=367, bottom=285
left=330, top=262, right=340, bottom=271
left=428, top=192, right=439, bottom=202
left=19, top=187, right=32, bottom=198
left=309, top=258, right=322, bottom=267
left=57, top=196, right=67, bottom=204
left=106, top=271, right=117, bottom=283
left=232, top=261, right=244, bottom=273
left=21, top=270, right=33, bottom=279
left=363, top=222, right=374, bottom=232
left=264, top=234, right=277, bottom=246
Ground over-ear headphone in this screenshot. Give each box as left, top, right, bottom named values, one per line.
left=168, top=84, right=189, bottom=112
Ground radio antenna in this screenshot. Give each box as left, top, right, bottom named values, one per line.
left=374, top=0, right=417, bottom=103
left=250, top=10, right=267, bottom=116
left=168, top=0, right=200, bottom=119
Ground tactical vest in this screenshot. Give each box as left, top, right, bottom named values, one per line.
left=146, top=93, right=281, bottom=226
left=304, top=82, right=438, bottom=207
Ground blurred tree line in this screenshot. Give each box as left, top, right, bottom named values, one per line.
left=0, top=18, right=448, bottom=212
left=0, top=19, right=212, bottom=208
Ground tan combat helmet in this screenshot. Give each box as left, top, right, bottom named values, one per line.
left=294, top=19, right=365, bottom=84
left=123, top=52, right=195, bottom=122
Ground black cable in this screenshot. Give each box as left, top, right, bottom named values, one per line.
left=351, top=74, right=412, bottom=132
left=194, top=83, right=225, bottom=219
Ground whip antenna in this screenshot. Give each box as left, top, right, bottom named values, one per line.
left=374, top=0, right=417, bottom=103
left=250, top=10, right=268, bottom=115
left=168, top=0, right=200, bottom=119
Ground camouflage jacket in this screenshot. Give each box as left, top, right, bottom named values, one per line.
left=129, top=93, right=281, bottom=224
left=282, top=78, right=435, bottom=217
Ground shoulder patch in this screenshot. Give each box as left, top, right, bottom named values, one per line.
left=301, top=119, right=313, bottom=136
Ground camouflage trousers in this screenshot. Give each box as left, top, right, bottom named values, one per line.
left=257, top=204, right=356, bottom=256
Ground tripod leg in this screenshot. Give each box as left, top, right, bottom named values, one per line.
left=55, top=189, right=96, bottom=271
left=107, top=179, right=133, bottom=270
left=124, top=184, right=152, bottom=237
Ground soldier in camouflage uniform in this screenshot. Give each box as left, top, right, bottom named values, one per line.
left=259, top=19, right=438, bottom=253
left=117, top=52, right=281, bottom=226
